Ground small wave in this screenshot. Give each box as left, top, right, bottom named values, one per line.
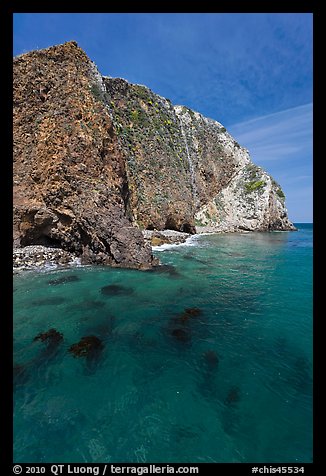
left=21, top=257, right=84, bottom=274
left=70, top=257, right=82, bottom=266
left=152, top=235, right=200, bottom=252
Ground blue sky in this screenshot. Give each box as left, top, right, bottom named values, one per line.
left=13, top=13, right=313, bottom=222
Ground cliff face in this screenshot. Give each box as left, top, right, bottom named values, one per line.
left=13, top=42, right=294, bottom=268
left=13, top=41, right=153, bottom=268
left=174, top=108, right=294, bottom=232
left=105, top=81, right=294, bottom=234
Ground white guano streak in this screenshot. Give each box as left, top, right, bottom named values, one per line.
left=179, top=120, right=198, bottom=207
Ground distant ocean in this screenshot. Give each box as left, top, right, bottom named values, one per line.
left=13, top=224, right=313, bottom=463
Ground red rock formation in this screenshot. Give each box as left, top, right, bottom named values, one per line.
left=13, top=41, right=153, bottom=269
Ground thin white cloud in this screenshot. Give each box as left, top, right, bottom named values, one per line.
left=245, top=144, right=303, bottom=160
left=227, top=103, right=313, bottom=222
left=280, top=174, right=312, bottom=185
left=229, top=103, right=311, bottom=128
left=227, top=103, right=312, bottom=163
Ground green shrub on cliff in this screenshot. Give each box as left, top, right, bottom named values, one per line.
left=90, top=83, right=104, bottom=103
left=245, top=180, right=266, bottom=193
left=133, top=85, right=150, bottom=100
left=276, top=188, right=285, bottom=199
left=130, top=110, right=140, bottom=122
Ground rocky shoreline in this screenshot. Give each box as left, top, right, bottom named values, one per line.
left=13, top=42, right=295, bottom=272
left=13, top=245, right=80, bottom=272
left=142, top=229, right=191, bottom=247
left=13, top=226, right=295, bottom=272
left=13, top=230, right=192, bottom=272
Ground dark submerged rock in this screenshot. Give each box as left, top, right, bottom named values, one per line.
left=72, top=299, right=105, bottom=311
left=48, top=275, right=79, bottom=286
left=288, top=356, right=312, bottom=393
left=13, top=363, right=29, bottom=387
left=182, top=307, right=202, bottom=320
left=69, top=335, right=103, bottom=358
left=146, top=264, right=180, bottom=277
left=203, top=350, right=219, bottom=369
left=33, top=328, right=64, bottom=359
left=167, top=306, right=204, bottom=345
left=171, top=327, right=191, bottom=343
left=224, top=385, right=241, bottom=406
left=172, top=307, right=203, bottom=326
left=33, top=328, right=63, bottom=343
left=173, top=425, right=199, bottom=440
left=31, top=296, right=66, bottom=306
left=100, top=284, right=134, bottom=296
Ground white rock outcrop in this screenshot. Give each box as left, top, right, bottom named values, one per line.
left=175, top=106, right=295, bottom=233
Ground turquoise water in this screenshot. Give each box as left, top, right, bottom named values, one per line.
left=13, top=224, right=313, bottom=463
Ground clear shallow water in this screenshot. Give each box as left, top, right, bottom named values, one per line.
left=13, top=224, right=313, bottom=463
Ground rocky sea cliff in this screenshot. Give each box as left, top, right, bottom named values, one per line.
left=13, top=41, right=295, bottom=270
